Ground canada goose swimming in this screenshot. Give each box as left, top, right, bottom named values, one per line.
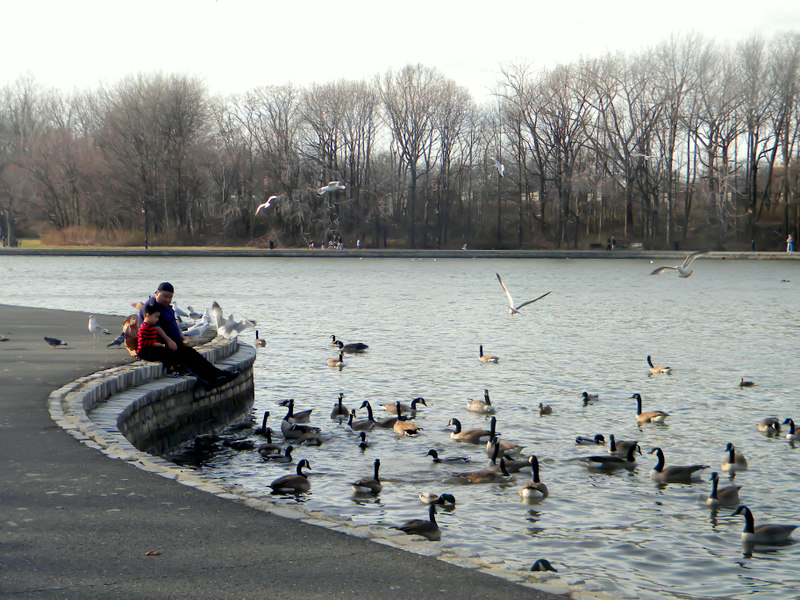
left=280, top=398, right=312, bottom=424
left=583, top=442, right=640, bottom=470
left=281, top=417, right=321, bottom=440
left=467, top=389, right=495, bottom=414
left=608, top=434, right=638, bottom=456
left=330, top=393, right=350, bottom=420
left=357, top=400, right=396, bottom=429
left=427, top=449, right=470, bottom=464
left=392, top=502, right=441, bottom=541
left=255, top=330, right=266, bottom=347
left=731, top=505, right=797, bottom=544
left=262, top=444, right=294, bottom=463
left=539, top=402, right=552, bottom=416
left=358, top=432, right=370, bottom=451
left=351, top=458, right=382, bottom=494
left=458, top=457, right=511, bottom=483
left=419, top=492, right=456, bottom=507
left=449, top=417, right=495, bottom=444
left=721, top=442, right=748, bottom=472
left=783, top=418, right=799, bottom=441
left=757, top=417, right=781, bottom=436
left=631, top=393, right=669, bottom=424
left=256, top=429, right=282, bottom=457
left=519, top=456, right=549, bottom=499
left=649, top=447, right=708, bottom=483
left=488, top=442, right=530, bottom=473
left=706, top=471, right=741, bottom=508
left=254, top=411, right=270, bottom=435
left=222, top=438, right=255, bottom=451
left=486, top=434, right=525, bottom=458
left=576, top=434, right=605, bottom=445
left=381, top=397, right=426, bottom=415
left=646, top=355, right=671, bottom=375
left=327, top=352, right=344, bottom=367
left=348, top=408, right=375, bottom=432
left=334, top=339, right=369, bottom=353
left=581, top=391, right=599, bottom=405
left=394, top=414, right=422, bottom=436
left=269, top=459, right=311, bottom=493
left=496, top=273, right=551, bottom=315
left=530, top=558, right=557, bottom=572
left=478, top=345, right=499, bottom=363
left=739, top=378, right=754, bottom=387
left=649, top=250, right=709, bottom=278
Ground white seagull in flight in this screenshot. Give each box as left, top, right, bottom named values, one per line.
left=496, top=273, right=551, bottom=315
left=317, top=181, right=346, bottom=195
left=649, top=250, right=709, bottom=278
left=255, top=195, right=279, bottom=215
left=489, top=157, right=505, bottom=179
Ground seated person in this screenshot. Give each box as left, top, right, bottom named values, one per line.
left=136, top=304, right=180, bottom=374
left=138, top=282, right=238, bottom=389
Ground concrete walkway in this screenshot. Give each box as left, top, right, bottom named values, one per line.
left=0, top=305, right=561, bottom=600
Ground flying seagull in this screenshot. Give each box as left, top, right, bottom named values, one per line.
left=489, top=157, right=505, bottom=178
left=255, top=195, right=279, bottom=215
left=496, top=273, right=551, bottom=315
left=44, top=336, right=68, bottom=348
left=317, top=181, right=345, bottom=195
left=650, top=250, right=709, bottom=278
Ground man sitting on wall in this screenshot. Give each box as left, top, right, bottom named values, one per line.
left=138, top=282, right=238, bottom=389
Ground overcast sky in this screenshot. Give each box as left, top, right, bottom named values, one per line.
left=2, top=0, right=799, bottom=102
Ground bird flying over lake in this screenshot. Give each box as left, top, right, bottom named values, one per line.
left=255, top=195, right=279, bottom=215
left=650, top=250, right=709, bottom=278
left=489, top=157, right=505, bottom=178
left=317, top=181, right=345, bottom=195
left=496, top=273, right=551, bottom=315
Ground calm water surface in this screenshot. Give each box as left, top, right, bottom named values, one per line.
left=3, top=255, right=799, bottom=599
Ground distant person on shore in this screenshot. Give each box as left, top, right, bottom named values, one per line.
left=137, top=303, right=180, bottom=375
left=138, top=282, right=238, bottom=389
left=611, top=236, right=616, bottom=250
left=787, top=234, right=794, bottom=253
left=356, top=239, right=361, bottom=249
left=606, top=238, right=611, bottom=250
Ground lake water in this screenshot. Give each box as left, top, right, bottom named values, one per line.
left=3, top=254, right=799, bottom=599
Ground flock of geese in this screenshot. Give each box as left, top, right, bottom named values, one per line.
left=218, top=334, right=799, bottom=557
left=199, top=261, right=797, bottom=579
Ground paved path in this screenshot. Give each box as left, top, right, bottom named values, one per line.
left=0, top=305, right=561, bottom=599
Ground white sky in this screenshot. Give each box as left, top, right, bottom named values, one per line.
left=2, top=0, right=799, bottom=102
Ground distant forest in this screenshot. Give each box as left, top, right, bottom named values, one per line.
left=1, top=32, right=799, bottom=250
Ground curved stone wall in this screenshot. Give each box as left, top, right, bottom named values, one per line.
left=51, top=336, right=256, bottom=456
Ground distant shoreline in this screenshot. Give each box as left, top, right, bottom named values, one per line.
left=1, top=247, right=798, bottom=260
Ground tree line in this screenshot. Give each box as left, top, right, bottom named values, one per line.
left=1, top=32, right=799, bottom=250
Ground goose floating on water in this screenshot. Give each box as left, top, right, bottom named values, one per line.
left=646, top=355, right=671, bottom=375
left=721, top=442, right=748, bottom=472
left=731, top=505, right=797, bottom=544
left=457, top=457, right=511, bottom=483
left=649, top=447, right=708, bottom=483
left=467, top=389, right=495, bottom=414
left=783, top=418, right=799, bottom=441
left=330, top=392, right=350, bottom=420
left=631, top=393, right=669, bottom=424
left=582, top=442, right=640, bottom=470
left=392, top=502, right=441, bottom=541
left=478, top=345, right=499, bottom=363
left=757, top=417, right=781, bottom=436
left=419, top=492, right=456, bottom=507
left=381, top=397, right=426, bottom=415
left=738, top=377, right=754, bottom=387
left=351, top=458, right=382, bottom=494
left=575, top=434, right=605, bottom=445
left=706, top=472, right=741, bottom=508
left=519, top=456, right=548, bottom=500
left=426, top=449, right=470, bottom=464
left=449, top=417, right=495, bottom=444
left=269, top=459, right=311, bottom=493
left=581, top=391, right=599, bottom=404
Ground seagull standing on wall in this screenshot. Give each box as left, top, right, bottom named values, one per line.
left=650, top=250, right=709, bottom=278
left=255, top=195, right=279, bottom=215
left=489, top=157, right=505, bottom=178
left=496, top=273, right=551, bottom=315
